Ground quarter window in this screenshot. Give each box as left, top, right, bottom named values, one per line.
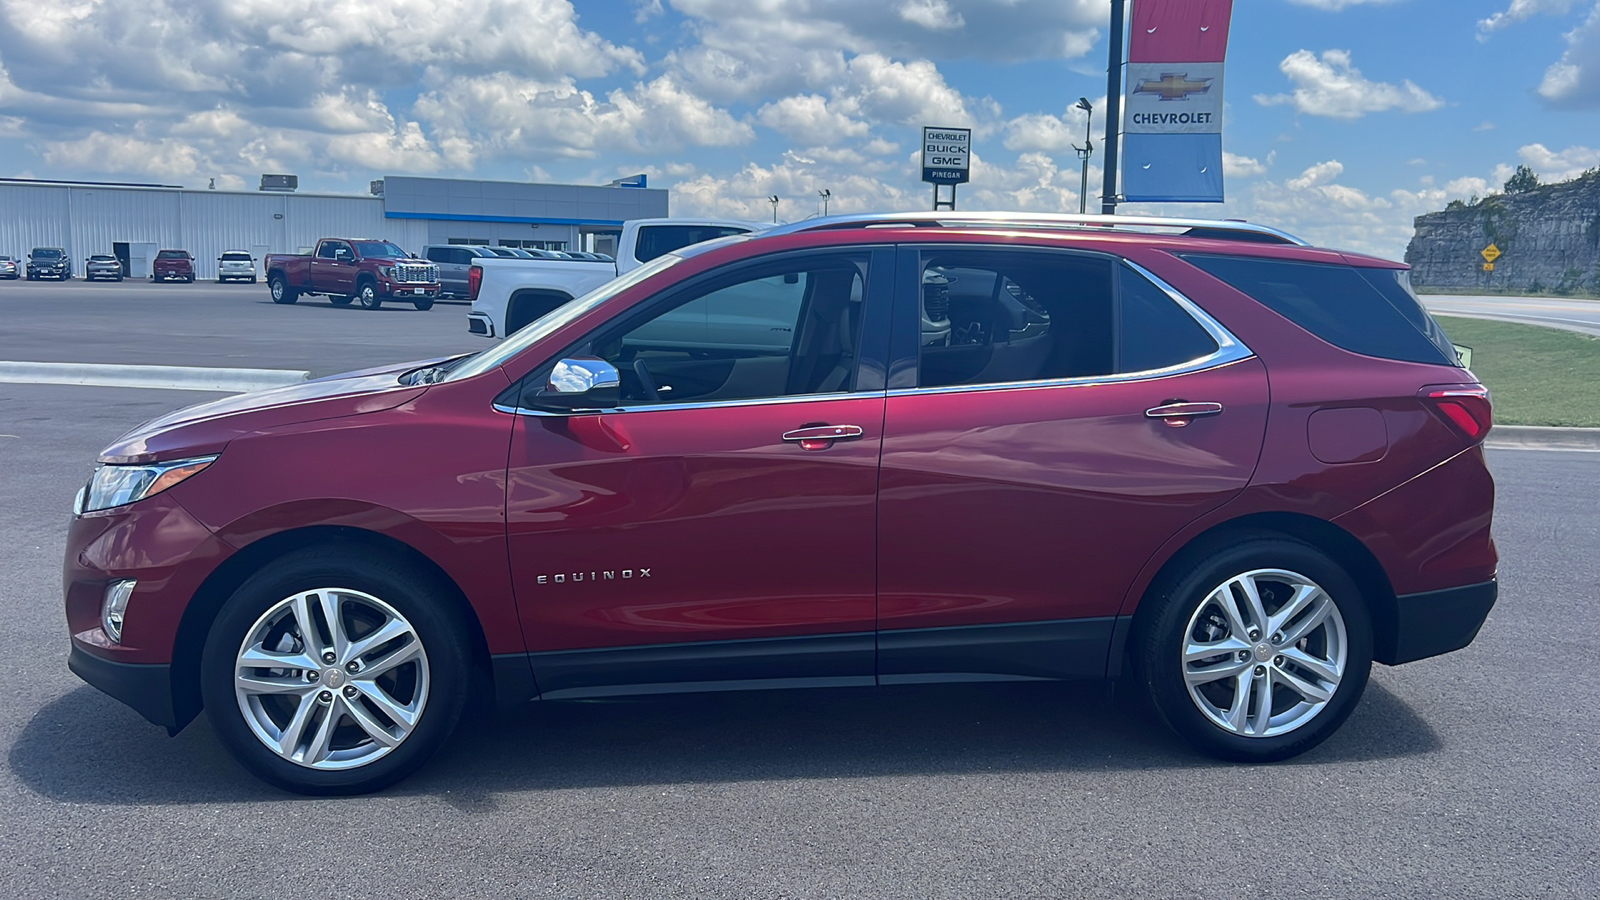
left=588, top=253, right=870, bottom=405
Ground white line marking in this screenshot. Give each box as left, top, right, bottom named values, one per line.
left=0, top=361, right=310, bottom=393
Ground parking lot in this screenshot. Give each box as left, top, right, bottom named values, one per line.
left=2, top=280, right=1597, bottom=898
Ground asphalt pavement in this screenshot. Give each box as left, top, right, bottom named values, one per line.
left=1422, top=292, right=1600, bottom=337
left=2, top=282, right=1598, bottom=898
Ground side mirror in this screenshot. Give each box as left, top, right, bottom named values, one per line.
left=533, top=358, right=621, bottom=411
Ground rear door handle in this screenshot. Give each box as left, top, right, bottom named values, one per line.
left=783, top=424, right=865, bottom=449
left=1145, top=401, right=1224, bottom=423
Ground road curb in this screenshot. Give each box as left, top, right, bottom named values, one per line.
left=1486, top=425, right=1600, bottom=452
left=0, top=361, right=310, bottom=393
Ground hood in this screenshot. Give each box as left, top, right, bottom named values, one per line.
left=97, top=358, right=448, bottom=464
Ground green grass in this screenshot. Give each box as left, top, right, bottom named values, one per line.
left=1436, top=315, right=1600, bottom=427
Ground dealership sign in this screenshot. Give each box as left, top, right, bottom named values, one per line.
left=922, top=127, right=972, bottom=184
left=1121, top=0, right=1235, bottom=203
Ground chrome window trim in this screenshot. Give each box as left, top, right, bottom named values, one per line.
left=496, top=390, right=885, bottom=418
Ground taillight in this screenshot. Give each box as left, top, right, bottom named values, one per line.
left=467, top=265, right=482, bottom=301
left=1422, top=383, right=1492, bottom=442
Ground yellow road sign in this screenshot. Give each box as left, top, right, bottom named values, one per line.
left=1483, top=262, right=1495, bottom=272
left=1481, top=243, right=1501, bottom=263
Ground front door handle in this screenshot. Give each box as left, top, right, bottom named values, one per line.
left=782, top=424, right=864, bottom=450
left=1145, top=401, right=1224, bottom=426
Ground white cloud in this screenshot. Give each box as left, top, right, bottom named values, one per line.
left=1256, top=49, right=1444, bottom=118
left=1537, top=3, right=1600, bottom=106
left=1224, top=152, right=1269, bottom=178
left=413, top=73, right=754, bottom=161
left=1287, top=160, right=1346, bottom=190
left=42, top=131, right=203, bottom=180
left=1478, top=0, right=1580, bottom=36
left=897, top=0, right=965, bottom=31
left=757, top=95, right=871, bottom=140
left=1517, top=142, right=1600, bottom=180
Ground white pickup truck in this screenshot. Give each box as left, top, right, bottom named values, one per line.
left=466, top=218, right=763, bottom=339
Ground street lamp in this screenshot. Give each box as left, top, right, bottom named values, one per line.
left=1073, top=97, right=1094, bottom=214
left=818, top=189, right=831, bottom=216
left=769, top=195, right=780, bottom=223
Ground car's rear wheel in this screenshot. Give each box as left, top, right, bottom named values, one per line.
left=200, top=549, right=471, bottom=795
left=268, top=276, right=298, bottom=304
left=1134, top=537, right=1372, bottom=763
left=357, top=281, right=382, bottom=310
left=330, top=294, right=354, bottom=306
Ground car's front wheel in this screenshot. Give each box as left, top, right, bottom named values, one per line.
left=413, top=296, right=435, bottom=311
left=357, top=282, right=382, bottom=310
left=199, top=549, right=471, bottom=795
left=1134, top=536, right=1372, bottom=763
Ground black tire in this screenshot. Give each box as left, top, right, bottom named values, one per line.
left=413, top=297, right=435, bottom=311
left=268, top=275, right=299, bottom=305
left=115, top=275, right=123, bottom=282
left=330, top=294, right=354, bottom=306
left=250, top=276, right=258, bottom=284
left=1133, top=534, right=1373, bottom=763
left=199, top=547, right=472, bottom=795
left=356, top=280, right=382, bottom=310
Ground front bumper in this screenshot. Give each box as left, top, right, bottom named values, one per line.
left=381, top=280, right=441, bottom=298
left=69, top=644, right=177, bottom=729
left=1377, top=578, right=1498, bottom=665
left=64, top=492, right=235, bottom=732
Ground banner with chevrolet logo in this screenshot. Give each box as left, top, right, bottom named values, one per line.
left=1121, top=0, right=1234, bottom=203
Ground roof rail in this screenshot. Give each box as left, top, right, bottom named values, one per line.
left=760, top=211, right=1309, bottom=246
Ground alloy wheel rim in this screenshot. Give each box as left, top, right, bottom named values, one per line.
left=233, top=587, right=430, bottom=770
left=1180, top=568, right=1347, bottom=739
left=271, top=281, right=283, bottom=300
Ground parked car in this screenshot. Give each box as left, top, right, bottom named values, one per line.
left=217, top=250, right=257, bottom=283
left=84, top=254, right=125, bottom=282
left=265, top=238, right=439, bottom=310
left=0, top=255, right=18, bottom=279
left=153, top=250, right=195, bottom=283
left=63, top=212, right=1497, bottom=795
left=27, top=247, right=71, bottom=280
left=420, top=245, right=495, bottom=300
left=468, top=217, right=762, bottom=338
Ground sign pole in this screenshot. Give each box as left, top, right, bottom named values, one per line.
left=1101, top=0, right=1126, bottom=215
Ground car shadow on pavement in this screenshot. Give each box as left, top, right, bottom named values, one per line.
left=9, top=679, right=1439, bottom=806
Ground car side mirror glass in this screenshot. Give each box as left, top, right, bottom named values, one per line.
left=533, top=358, right=621, bottom=412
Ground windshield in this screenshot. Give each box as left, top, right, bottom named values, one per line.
left=221, top=252, right=251, bottom=260
left=90, top=255, right=116, bottom=262
left=353, top=241, right=408, bottom=258
left=32, top=249, right=63, bottom=259
left=156, top=250, right=188, bottom=259
left=446, top=253, right=685, bottom=382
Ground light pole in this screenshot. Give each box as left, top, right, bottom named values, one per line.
left=769, top=195, right=780, bottom=223
left=1073, top=97, right=1094, bottom=214
left=818, top=189, right=831, bottom=216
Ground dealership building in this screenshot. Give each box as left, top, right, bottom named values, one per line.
left=0, top=174, right=668, bottom=280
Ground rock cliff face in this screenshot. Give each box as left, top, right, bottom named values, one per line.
left=1405, top=171, right=1600, bottom=294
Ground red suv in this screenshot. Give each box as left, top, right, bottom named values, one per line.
left=64, top=213, right=1497, bottom=794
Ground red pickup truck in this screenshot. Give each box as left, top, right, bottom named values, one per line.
left=153, top=249, right=195, bottom=283
left=265, top=238, right=440, bottom=310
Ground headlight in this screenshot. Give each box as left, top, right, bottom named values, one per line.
left=379, top=266, right=396, bottom=278
left=76, top=456, right=217, bottom=514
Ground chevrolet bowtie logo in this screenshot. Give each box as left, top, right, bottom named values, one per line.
left=1134, top=73, right=1213, bottom=101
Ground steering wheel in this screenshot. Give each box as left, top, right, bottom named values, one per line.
left=632, top=359, right=661, bottom=402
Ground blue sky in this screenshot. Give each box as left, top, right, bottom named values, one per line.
left=0, top=0, right=1596, bottom=258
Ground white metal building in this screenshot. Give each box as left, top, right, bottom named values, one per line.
left=0, top=175, right=668, bottom=281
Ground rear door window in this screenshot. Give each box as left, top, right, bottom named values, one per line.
left=1182, top=254, right=1458, bottom=366
left=907, top=248, right=1223, bottom=389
